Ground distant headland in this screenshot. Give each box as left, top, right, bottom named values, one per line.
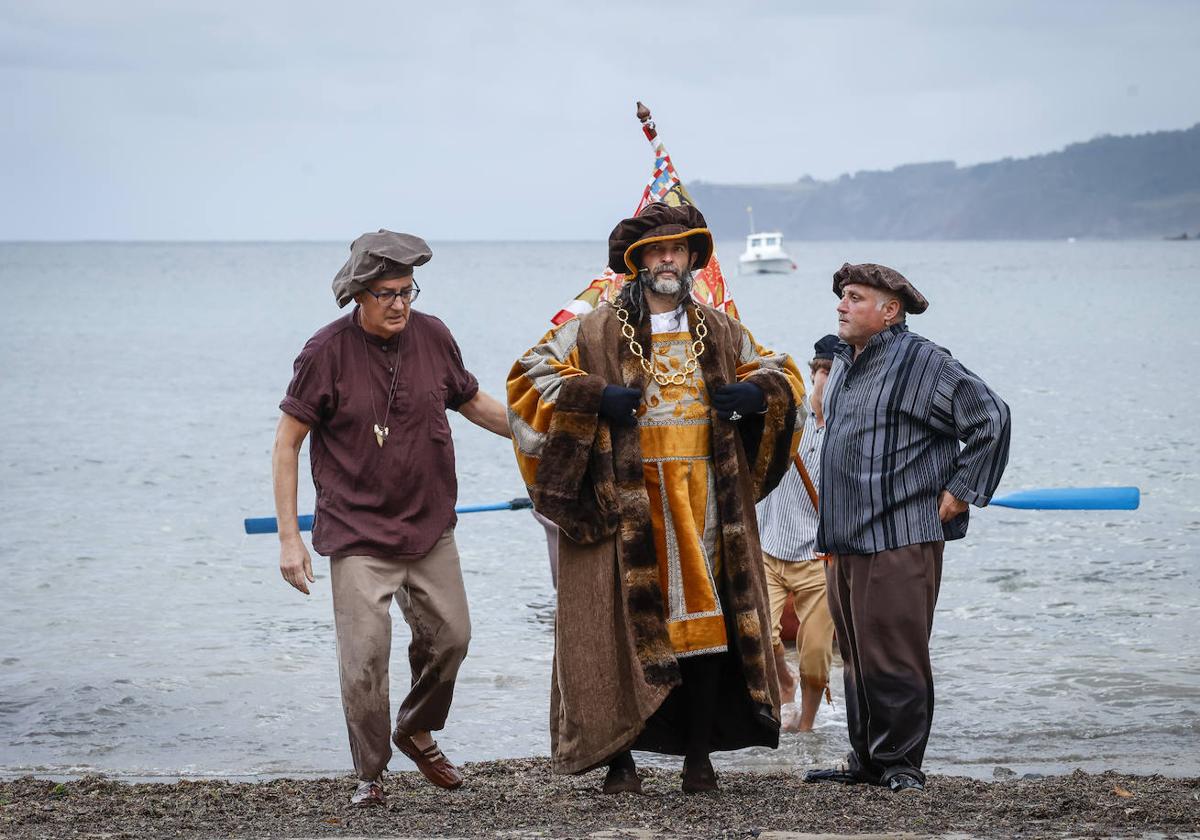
left=691, top=122, right=1200, bottom=240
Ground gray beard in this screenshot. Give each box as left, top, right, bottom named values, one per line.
left=644, top=266, right=688, bottom=299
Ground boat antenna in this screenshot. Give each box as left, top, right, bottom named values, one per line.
left=746, top=205, right=755, bottom=234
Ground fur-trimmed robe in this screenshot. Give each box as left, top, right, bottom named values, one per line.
left=507, top=300, right=805, bottom=774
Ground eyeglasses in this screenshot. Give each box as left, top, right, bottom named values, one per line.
left=365, top=282, right=420, bottom=307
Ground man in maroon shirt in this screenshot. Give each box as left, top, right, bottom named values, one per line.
left=272, top=230, right=510, bottom=807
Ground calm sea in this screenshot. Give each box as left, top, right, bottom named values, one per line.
left=1, top=240, right=1197, bottom=781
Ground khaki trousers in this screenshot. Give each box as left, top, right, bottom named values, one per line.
left=331, top=529, right=471, bottom=781
left=763, top=552, right=834, bottom=690
left=826, top=541, right=943, bottom=786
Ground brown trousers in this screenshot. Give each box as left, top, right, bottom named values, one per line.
left=331, top=529, right=471, bottom=780
left=826, top=541, right=943, bottom=785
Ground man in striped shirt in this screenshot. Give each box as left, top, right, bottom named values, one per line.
left=805, top=263, right=1011, bottom=794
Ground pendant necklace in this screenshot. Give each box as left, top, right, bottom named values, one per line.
left=363, top=333, right=403, bottom=447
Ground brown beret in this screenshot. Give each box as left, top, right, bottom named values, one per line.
left=607, top=202, right=714, bottom=279
left=832, top=262, right=928, bottom=314
left=332, top=230, right=432, bottom=308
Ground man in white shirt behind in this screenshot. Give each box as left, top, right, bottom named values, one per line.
left=755, top=334, right=840, bottom=731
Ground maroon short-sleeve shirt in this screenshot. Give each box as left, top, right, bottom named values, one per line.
left=280, top=308, right=479, bottom=559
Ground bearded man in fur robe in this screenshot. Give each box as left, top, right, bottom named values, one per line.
left=507, top=202, right=806, bottom=794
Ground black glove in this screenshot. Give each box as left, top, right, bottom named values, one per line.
left=599, top=385, right=642, bottom=427
left=711, top=382, right=766, bottom=421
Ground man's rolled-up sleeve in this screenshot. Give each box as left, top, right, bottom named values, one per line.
left=279, top=342, right=332, bottom=426
left=442, top=334, right=479, bottom=410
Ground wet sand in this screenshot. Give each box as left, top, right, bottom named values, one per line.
left=2, top=758, right=1197, bottom=839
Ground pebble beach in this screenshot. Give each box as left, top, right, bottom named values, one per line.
left=3, top=758, right=1198, bottom=839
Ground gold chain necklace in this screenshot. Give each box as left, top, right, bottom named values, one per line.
left=616, top=305, right=708, bottom=386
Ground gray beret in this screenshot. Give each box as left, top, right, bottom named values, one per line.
left=832, top=262, right=928, bottom=314
left=332, top=230, right=432, bottom=308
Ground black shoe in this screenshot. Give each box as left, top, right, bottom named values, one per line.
left=887, top=772, right=925, bottom=793
left=804, top=766, right=865, bottom=785
left=602, top=764, right=643, bottom=795
left=681, top=757, right=719, bottom=793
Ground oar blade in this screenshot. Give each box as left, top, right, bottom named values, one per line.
left=990, top=486, right=1140, bottom=510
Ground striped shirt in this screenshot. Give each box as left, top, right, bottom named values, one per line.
left=817, top=324, right=1011, bottom=555
left=756, top=411, right=824, bottom=561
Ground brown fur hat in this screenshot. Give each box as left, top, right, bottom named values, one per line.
left=607, top=202, right=713, bottom=279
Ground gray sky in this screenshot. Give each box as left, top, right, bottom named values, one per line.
left=2, top=0, right=1197, bottom=240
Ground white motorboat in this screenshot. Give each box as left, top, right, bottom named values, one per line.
left=738, top=231, right=794, bottom=274
left=738, top=206, right=794, bottom=274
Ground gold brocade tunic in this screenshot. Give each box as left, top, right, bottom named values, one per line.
left=638, top=325, right=727, bottom=657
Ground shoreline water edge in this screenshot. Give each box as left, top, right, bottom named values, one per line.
left=2, top=758, right=1197, bottom=839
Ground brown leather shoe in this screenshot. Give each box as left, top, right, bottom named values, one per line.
left=392, top=731, right=464, bottom=790
left=681, top=756, right=720, bottom=793
left=601, top=764, right=643, bottom=795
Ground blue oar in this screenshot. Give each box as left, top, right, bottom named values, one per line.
left=244, top=487, right=1139, bottom=535
left=244, top=497, right=534, bottom=535
left=990, top=486, right=1139, bottom=510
